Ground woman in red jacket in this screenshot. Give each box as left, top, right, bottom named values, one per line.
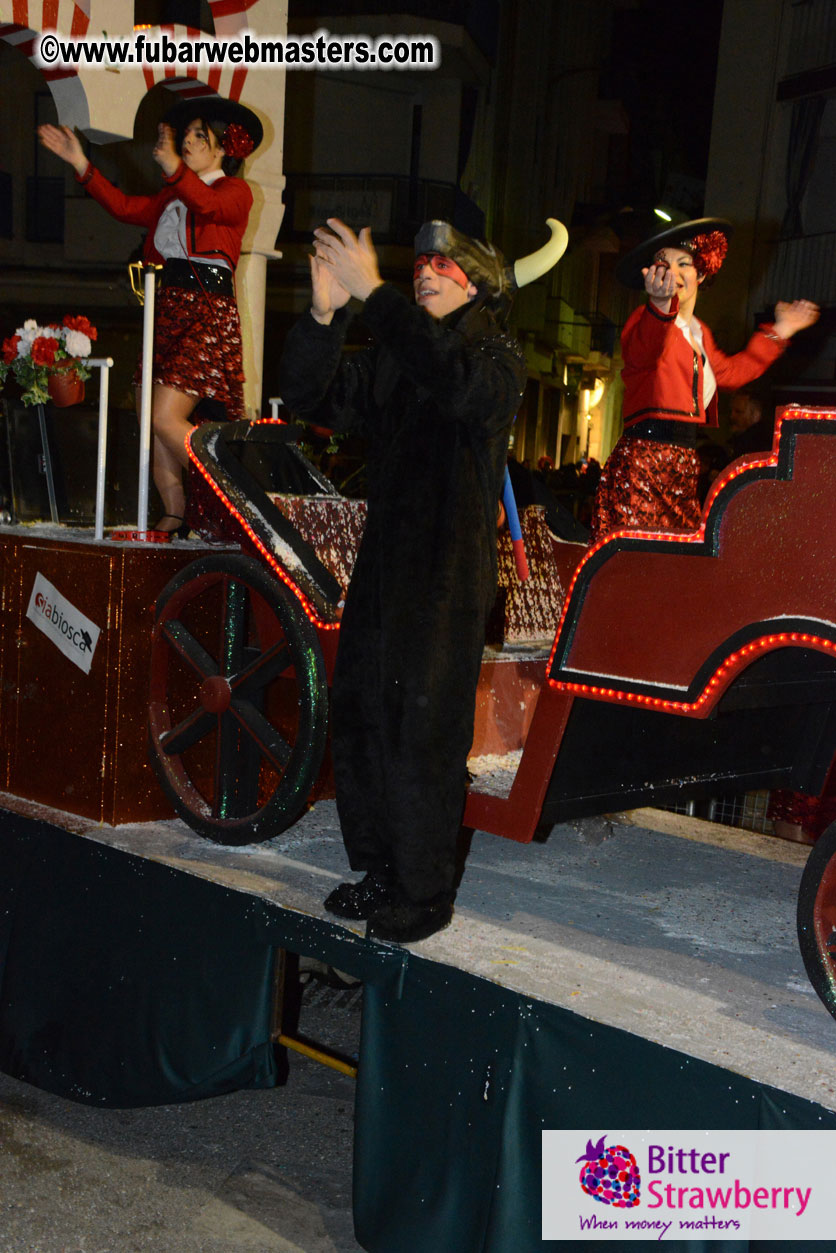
left=39, top=97, right=261, bottom=534
left=591, top=218, right=819, bottom=541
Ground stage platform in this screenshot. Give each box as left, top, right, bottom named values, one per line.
left=2, top=792, right=836, bottom=1252
left=6, top=790, right=833, bottom=1112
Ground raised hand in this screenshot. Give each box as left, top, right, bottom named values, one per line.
left=38, top=124, right=87, bottom=175
left=312, top=218, right=383, bottom=303
left=773, top=299, right=820, bottom=339
left=152, top=123, right=180, bottom=176
left=642, top=260, right=677, bottom=309
left=309, top=253, right=351, bottom=325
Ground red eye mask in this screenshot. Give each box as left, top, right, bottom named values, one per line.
left=413, top=253, right=470, bottom=290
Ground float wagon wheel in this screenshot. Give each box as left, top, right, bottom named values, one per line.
left=149, top=553, right=328, bottom=845
left=797, top=820, right=836, bottom=1021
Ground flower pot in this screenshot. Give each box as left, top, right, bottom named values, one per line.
left=48, top=366, right=84, bottom=408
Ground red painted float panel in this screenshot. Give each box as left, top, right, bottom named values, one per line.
left=0, top=532, right=219, bottom=824
left=553, top=418, right=836, bottom=707
left=471, top=654, right=546, bottom=757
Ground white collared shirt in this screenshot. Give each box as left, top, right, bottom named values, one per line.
left=153, top=167, right=230, bottom=269
left=676, top=313, right=716, bottom=407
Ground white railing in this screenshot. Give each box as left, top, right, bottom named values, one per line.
left=136, top=267, right=157, bottom=536
left=88, top=356, right=115, bottom=540
left=34, top=357, right=114, bottom=533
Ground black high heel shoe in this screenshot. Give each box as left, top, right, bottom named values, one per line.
left=153, top=514, right=191, bottom=540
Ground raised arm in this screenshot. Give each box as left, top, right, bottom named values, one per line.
left=38, top=124, right=88, bottom=176
left=40, top=122, right=161, bottom=227
left=621, top=261, right=684, bottom=369
left=152, top=124, right=252, bottom=224
left=159, top=160, right=252, bottom=223
left=773, top=299, right=819, bottom=340
left=313, top=218, right=524, bottom=431
left=708, top=299, right=820, bottom=390
left=278, top=250, right=374, bottom=436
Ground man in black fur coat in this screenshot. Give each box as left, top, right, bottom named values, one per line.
left=278, top=217, right=528, bottom=943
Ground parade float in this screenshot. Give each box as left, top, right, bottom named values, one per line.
left=2, top=5, right=836, bottom=1252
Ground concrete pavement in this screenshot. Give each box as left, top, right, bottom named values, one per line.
left=0, top=974, right=364, bottom=1253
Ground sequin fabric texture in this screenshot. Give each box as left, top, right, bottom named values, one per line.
left=494, top=505, right=569, bottom=642
left=133, top=286, right=245, bottom=420
left=274, top=496, right=367, bottom=601
left=591, top=437, right=701, bottom=541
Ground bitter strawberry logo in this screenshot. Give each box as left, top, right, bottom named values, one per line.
left=577, top=1134, right=641, bottom=1208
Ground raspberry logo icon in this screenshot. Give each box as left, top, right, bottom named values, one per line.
left=576, top=1134, right=641, bottom=1207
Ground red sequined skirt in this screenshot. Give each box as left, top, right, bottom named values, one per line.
left=591, top=437, right=701, bottom=542
left=132, top=284, right=245, bottom=420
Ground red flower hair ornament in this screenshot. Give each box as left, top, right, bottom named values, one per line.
left=688, top=230, right=728, bottom=279
left=616, top=217, right=732, bottom=289
left=222, top=122, right=255, bottom=160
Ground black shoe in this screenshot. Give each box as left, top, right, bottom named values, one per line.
left=366, top=899, right=453, bottom=944
left=324, top=872, right=395, bottom=920
left=153, top=514, right=191, bottom=540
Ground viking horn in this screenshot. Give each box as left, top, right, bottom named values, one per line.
left=512, top=218, right=569, bottom=289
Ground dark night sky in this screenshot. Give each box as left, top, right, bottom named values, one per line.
left=603, top=0, right=726, bottom=209
left=285, top=0, right=727, bottom=218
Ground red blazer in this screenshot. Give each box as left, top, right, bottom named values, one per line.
left=76, top=159, right=252, bottom=270
left=621, top=296, right=786, bottom=430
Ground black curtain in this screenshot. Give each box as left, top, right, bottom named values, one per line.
left=781, top=96, right=826, bottom=238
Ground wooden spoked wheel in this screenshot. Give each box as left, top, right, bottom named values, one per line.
left=149, top=554, right=328, bottom=845
left=797, top=820, right=836, bottom=1021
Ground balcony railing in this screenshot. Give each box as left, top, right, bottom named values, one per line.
left=762, top=231, right=836, bottom=308
left=288, top=2, right=500, bottom=62
left=785, top=0, right=836, bottom=77
left=281, top=173, right=484, bottom=247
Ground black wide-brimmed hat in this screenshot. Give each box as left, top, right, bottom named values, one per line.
left=615, top=217, right=733, bottom=289
left=164, top=95, right=263, bottom=158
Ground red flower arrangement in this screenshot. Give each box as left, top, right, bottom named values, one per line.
left=31, top=337, right=58, bottom=367
left=1, top=335, right=20, bottom=365
left=63, top=314, right=97, bottom=340
left=0, top=314, right=97, bottom=406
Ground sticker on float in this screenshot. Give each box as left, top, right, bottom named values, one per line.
left=25, top=572, right=101, bottom=675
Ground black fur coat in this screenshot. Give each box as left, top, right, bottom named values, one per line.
left=279, top=283, right=526, bottom=903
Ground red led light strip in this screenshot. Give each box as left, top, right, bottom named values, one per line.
left=553, top=631, right=836, bottom=715
left=186, top=423, right=339, bottom=631
left=547, top=408, right=836, bottom=711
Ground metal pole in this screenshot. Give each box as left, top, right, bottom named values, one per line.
left=36, top=403, right=58, bottom=524
left=137, top=268, right=156, bottom=534
left=89, top=357, right=114, bottom=541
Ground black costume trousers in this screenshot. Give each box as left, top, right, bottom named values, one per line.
left=330, top=514, right=493, bottom=906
